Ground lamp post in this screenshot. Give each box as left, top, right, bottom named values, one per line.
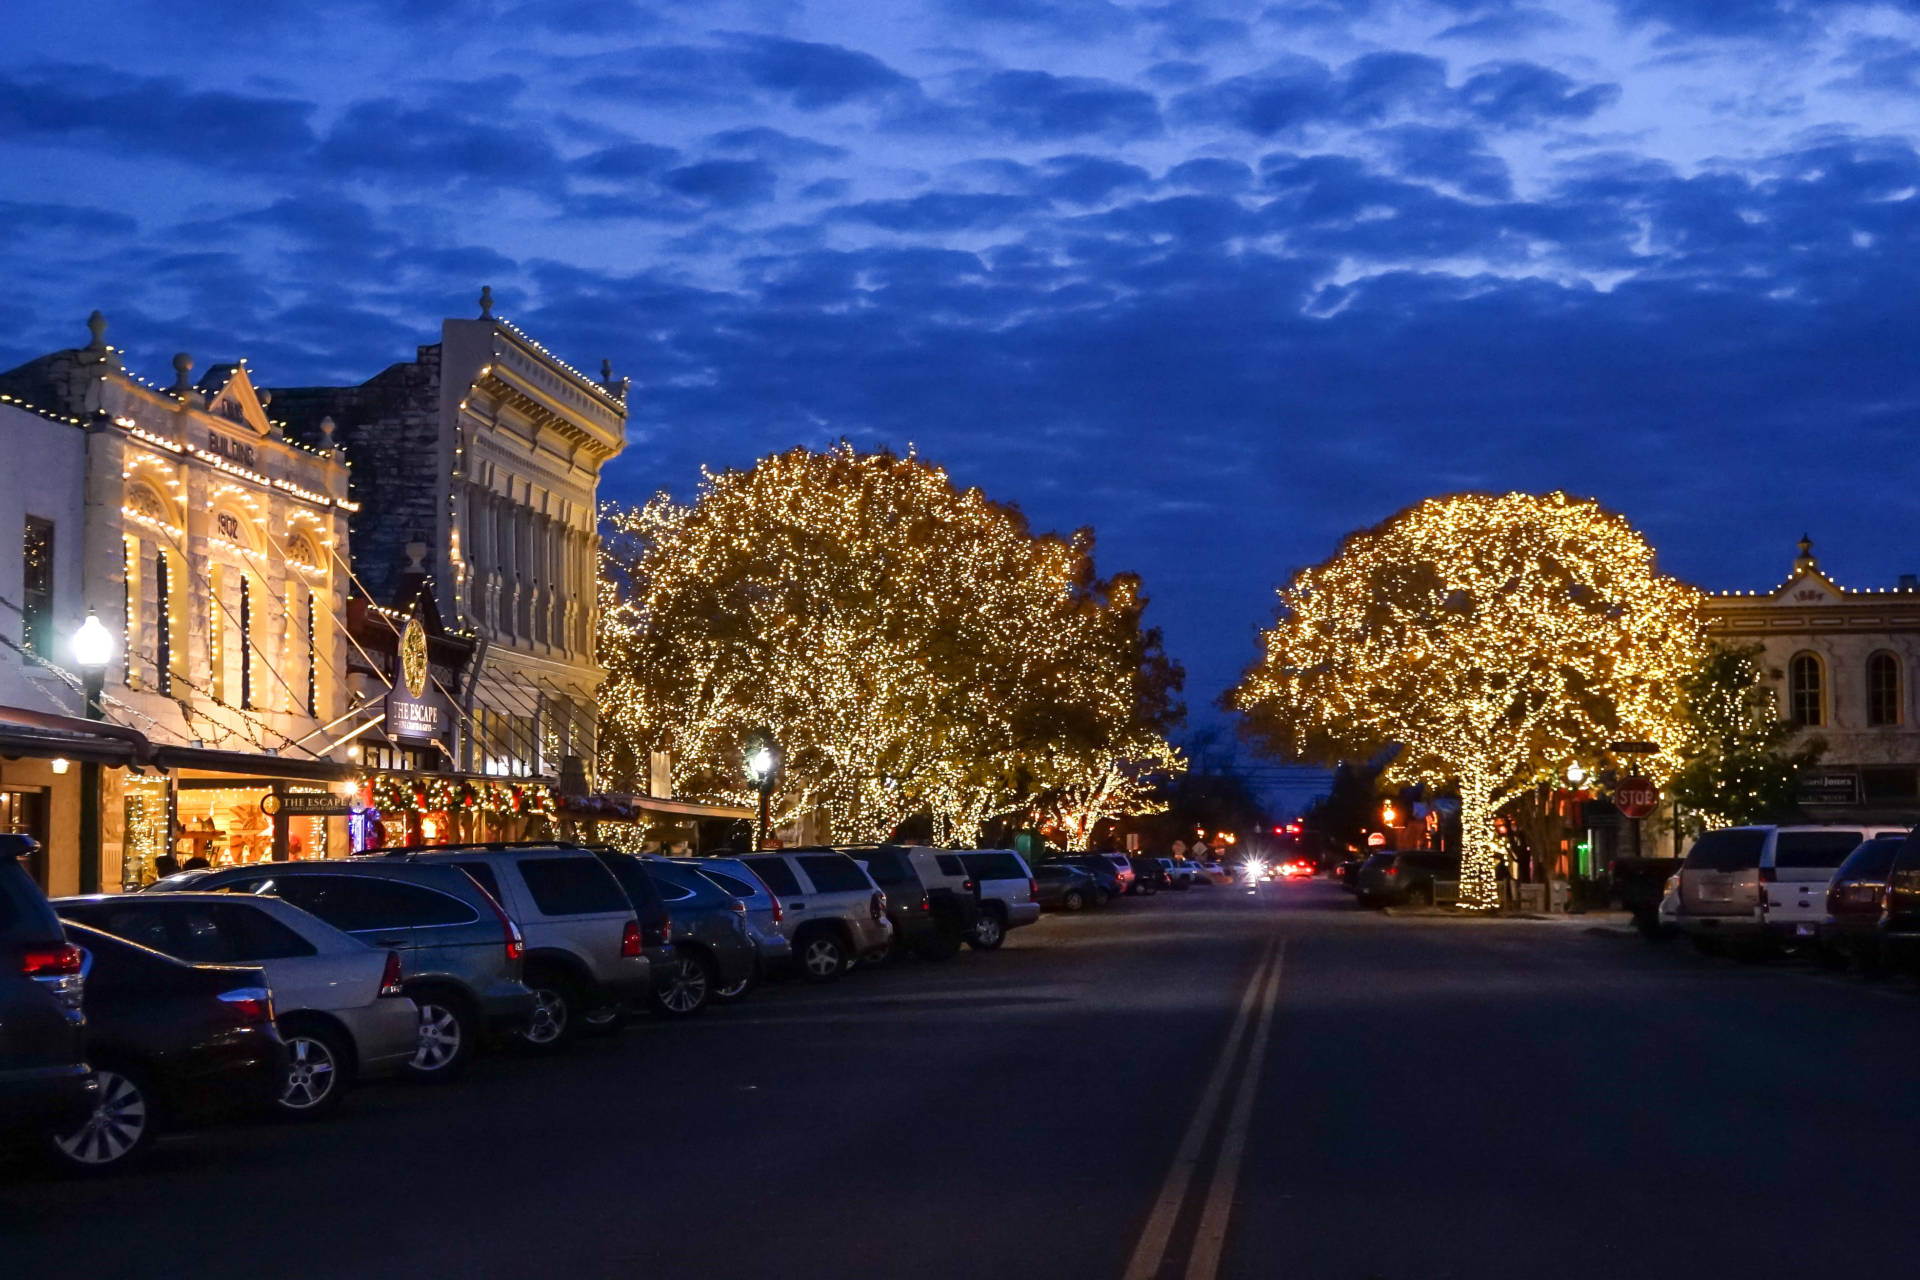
left=72, top=612, right=115, bottom=895
left=744, top=731, right=779, bottom=851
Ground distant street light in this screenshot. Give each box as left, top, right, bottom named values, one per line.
left=1565, top=763, right=1587, bottom=786
left=72, top=612, right=114, bottom=894
left=744, top=730, right=780, bottom=850
left=1381, top=801, right=1398, bottom=826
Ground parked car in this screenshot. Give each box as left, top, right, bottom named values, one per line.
left=1157, top=858, right=1197, bottom=890
left=1676, top=825, right=1903, bottom=953
left=1335, top=857, right=1366, bottom=892
left=741, top=851, right=892, bottom=981
left=687, top=857, right=791, bottom=998
left=1818, top=834, right=1906, bottom=968
left=1061, top=855, right=1124, bottom=902
left=1092, top=851, right=1137, bottom=895
left=636, top=857, right=758, bottom=1015
left=850, top=846, right=979, bottom=959
left=1613, top=854, right=1685, bottom=934
left=584, top=847, right=678, bottom=1014
left=1200, top=860, right=1233, bottom=885
left=55, top=893, right=417, bottom=1119
left=1877, top=829, right=1920, bottom=968
left=1355, top=851, right=1460, bottom=907
left=956, top=850, right=1042, bottom=949
left=48, top=921, right=281, bottom=1171
left=1034, top=864, right=1098, bottom=911
left=0, top=834, right=95, bottom=1151
left=154, top=860, right=534, bottom=1081
left=371, top=844, right=649, bottom=1048
left=1128, top=856, right=1168, bottom=895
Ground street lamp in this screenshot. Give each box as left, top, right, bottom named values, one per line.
left=744, top=730, right=779, bottom=851
left=1564, top=763, right=1586, bottom=787
left=1381, top=800, right=1398, bottom=827
left=72, top=612, right=115, bottom=894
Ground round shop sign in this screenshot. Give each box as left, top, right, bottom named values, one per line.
left=401, top=617, right=429, bottom=698
left=1614, top=776, right=1660, bottom=820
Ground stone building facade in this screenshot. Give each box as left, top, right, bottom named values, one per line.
left=0, top=313, right=357, bottom=888
left=271, top=290, right=627, bottom=781
left=1705, top=537, right=1920, bottom=817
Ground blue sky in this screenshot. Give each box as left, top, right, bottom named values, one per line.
left=4, top=0, right=1920, bottom=726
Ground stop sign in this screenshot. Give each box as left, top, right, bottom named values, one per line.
left=1614, top=776, right=1660, bottom=820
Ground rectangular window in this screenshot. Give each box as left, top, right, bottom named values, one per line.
left=1774, top=831, right=1865, bottom=870
left=515, top=856, right=628, bottom=916
left=796, top=853, right=874, bottom=893
left=121, top=536, right=137, bottom=686
left=959, top=852, right=1027, bottom=881
left=742, top=856, right=803, bottom=897
left=239, top=574, right=253, bottom=710
left=20, top=516, right=53, bottom=657
left=154, top=549, right=172, bottom=696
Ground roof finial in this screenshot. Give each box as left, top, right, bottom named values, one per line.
left=171, top=352, right=194, bottom=393
left=1794, top=533, right=1818, bottom=574
left=479, top=285, right=494, bottom=319
left=86, top=310, right=108, bottom=351
left=601, top=358, right=613, bottom=382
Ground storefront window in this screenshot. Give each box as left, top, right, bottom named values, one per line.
left=1, top=787, right=50, bottom=886
left=121, top=775, right=169, bottom=889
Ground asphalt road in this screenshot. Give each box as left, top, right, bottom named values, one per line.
left=5, top=879, right=1920, bottom=1279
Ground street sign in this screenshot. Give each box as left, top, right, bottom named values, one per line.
left=1614, top=776, right=1659, bottom=820
left=261, top=787, right=357, bottom=818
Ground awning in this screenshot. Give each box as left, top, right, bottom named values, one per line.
left=0, top=725, right=141, bottom=767
left=0, top=706, right=354, bottom=782
left=558, top=792, right=755, bottom=822
left=154, top=745, right=357, bottom=783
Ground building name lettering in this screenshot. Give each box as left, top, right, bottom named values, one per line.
left=206, top=430, right=257, bottom=469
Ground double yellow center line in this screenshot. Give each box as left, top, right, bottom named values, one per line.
left=1122, top=934, right=1287, bottom=1280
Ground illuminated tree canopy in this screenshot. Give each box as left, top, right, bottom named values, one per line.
left=1229, top=492, right=1707, bottom=910
left=598, top=444, right=1182, bottom=845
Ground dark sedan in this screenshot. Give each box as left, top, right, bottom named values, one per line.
left=1820, top=834, right=1904, bottom=967
left=1128, top=856, right=1169, bottom=895
left=1, top=835, right=95, bottom=1149
left=639, top=858, right=760, bottom=1016
left=1061, top=856, right=1123, bottom=902
left=48, top=921, right=282, bottom=1171
left=1034, top=864, right=1099, bottom=911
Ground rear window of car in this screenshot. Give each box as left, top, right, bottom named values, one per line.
left=743, top=857, right=802, bottom=897
left=644, top=860, right=729, bottom=906
left=516, top=857, right=629, bottom=916
left=267, top=875, right=475, bottom=932
left=961, top=852, right=1026, bottom=880
left=1837, top=837, right=1904, bottom=883
left=1684, top=829, right=1768, bottom=872
left=797, top=854, right=873, bottom=893
left=1774, top=831, right=1867, bottom=870
left=860, top=849, right=911, bottom=885
left=936, top=854, right=966, bottom=877
left=698, top=868, right=761, bottom=900
left=450, top=861, right=503, bottom=904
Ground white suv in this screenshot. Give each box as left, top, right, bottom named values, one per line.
left=956, top=849, right=1042, bottom=949
left=1676, top=824, right=1904, bottom=950
left=741, top=851, right=893, bottom=981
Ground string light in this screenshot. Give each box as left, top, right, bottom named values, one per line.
left=597, top=443, right=1180, bottom=845
left=1231, top=491, right=1706, bottom=912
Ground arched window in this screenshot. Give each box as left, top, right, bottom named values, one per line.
left=1789, top=652, right=1825, bottom=727
left=1867, top=652, right=1902, bottom=727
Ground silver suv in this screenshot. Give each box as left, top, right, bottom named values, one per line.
left=374, top=845, right=649, bottom=1048
left=956, top=850, right=1042, bottom=949
left=740, top=851, right=892, bottom=981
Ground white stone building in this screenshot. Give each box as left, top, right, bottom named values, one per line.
left=1705, top=537, right=1920, bottom=815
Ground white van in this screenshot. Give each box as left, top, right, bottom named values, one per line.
left=1677, top=824, right=1906, bottom=948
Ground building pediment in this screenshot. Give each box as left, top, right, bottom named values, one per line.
left=1776, top=570, right=1841, bottom=605
left=198, top=362, right=274, bottom=436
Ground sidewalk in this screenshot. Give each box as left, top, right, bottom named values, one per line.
left=1379, top=905, right=1638, bottom=934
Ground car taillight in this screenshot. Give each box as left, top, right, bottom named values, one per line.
left=622, top=918, right=642, bottom=958
left=379, top=950, right=405, bottom=998
left=770, top=896, right=784, bottom=925
left=919, top=894, right=930, bottom=912
left=1759, top=865, right=1777, bottom=883
left=729, top=898, right=748, bottom=916
left=1384, top=866, right=1398, bottom=877
left=870, top=891, right=885, bottom=922
left=218, top=986, right=274, bottom=1023
left=22, top=943, right=83, bottom=978
left=475, top=886, right=525, bottom=961
left=1028, top=878, right=1038, bottom=901
left=964, top=879, right=976, bottom=895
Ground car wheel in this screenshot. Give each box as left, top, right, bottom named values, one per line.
left=403, top=992, right=475, bottom=1081
left=48, top=1066, right=156, bottom=1172
left=520, top=975, right=581, bottom=1050
left=969, top=911, right=1007, bottom=951
left=650, top=947, right=714, bottom=1017
left=1063, top=889, right=1086, bottom=912
left=275, top=1021, right=351, bottom=1119
left=714, top=963, right=757, bottom=1002
left=799, top=930, right=848, bottom=982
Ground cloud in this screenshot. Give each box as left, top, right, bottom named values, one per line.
left=571, top=140, right=682, bottom=178
left=1375, top=124, right=1513, bottom=198
left=0, top=201, right=138, bottom=240
left=1435, top=7, right=1572, bottom=41
left=0, top=65, right=315, bottom=167
left=1458, top=62, right=1621, bottom=127
left=317, top=99, right=566, bottom=187
left=835, top=191, right=1041, bottom=231
left=706, top=126, right=849, bottom=162
left=1040, top=153, right=1154, bottom=204
left=721, top=33, right=920, bottom=109
left=1827, top=37, right=1920, bottom=97
left=956, top=69, right=1164, bottom=140
left=660, top=158, right=779, bottom=206
left=1166, top=156, right=1256, bottom=192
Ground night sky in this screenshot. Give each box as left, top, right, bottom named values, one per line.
left=5, top=0, right=1919, bottom=726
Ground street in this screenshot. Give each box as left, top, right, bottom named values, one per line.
left=6, top=881, right=1920, bottom=1279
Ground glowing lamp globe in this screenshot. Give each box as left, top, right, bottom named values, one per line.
left=71, top=613, right=115, bottom=672
left=746, top=747, right=775, bottom=782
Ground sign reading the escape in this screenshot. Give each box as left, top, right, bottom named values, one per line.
left=1613, top=776, right=1660, bottom=820
left=262, top=787, right=357, bottom=817
left=385, top=616, right=449, bottom=746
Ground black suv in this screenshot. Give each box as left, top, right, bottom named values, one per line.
left=852, top=846, right=979, bottom=960
left=1355, top=851, right=1461, bottom=907
left=1, top=834, right=95, bottom=1146
left=1879, top=829, right=1920, bottom=967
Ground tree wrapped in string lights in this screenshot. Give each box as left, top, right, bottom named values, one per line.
left=598, top=444, right=1182, bottom=845
left=1229, top=492, right=1706, bottom=911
